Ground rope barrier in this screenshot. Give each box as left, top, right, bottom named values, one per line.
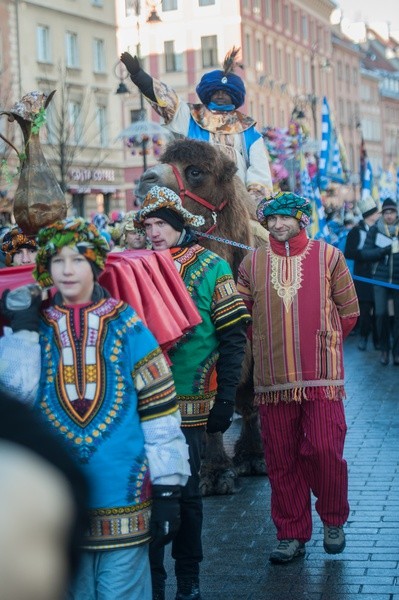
left=352, top=275, right=399, bottom=291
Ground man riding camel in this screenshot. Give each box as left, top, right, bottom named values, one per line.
left=120, top=47, right=272, bottom=202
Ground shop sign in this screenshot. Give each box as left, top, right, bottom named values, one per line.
left=68, top=168, right=116, bottom=182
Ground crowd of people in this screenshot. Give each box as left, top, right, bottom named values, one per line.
left=0, top=43, right=397, bottom=600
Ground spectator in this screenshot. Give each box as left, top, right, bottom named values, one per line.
left=1, top=226, right=38, bottom=266
left=361, top=198, right=399, bottom=365
left=344, top=196, right=380, bottom=351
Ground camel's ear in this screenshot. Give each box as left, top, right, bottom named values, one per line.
left=220, top=159, right=238, bottom=184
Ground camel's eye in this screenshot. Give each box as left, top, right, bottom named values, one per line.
left=185, top=165, right=205, bottom=188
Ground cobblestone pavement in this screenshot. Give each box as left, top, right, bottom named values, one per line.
left=163, top=334, right=399, bottom=599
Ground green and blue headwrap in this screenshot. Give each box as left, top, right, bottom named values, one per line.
left=257, top=192, right=312, bottom=230
left=33, top=217, right=109, bottom=288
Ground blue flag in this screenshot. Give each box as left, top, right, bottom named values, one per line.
left=318, top=97, right=346, bottom=190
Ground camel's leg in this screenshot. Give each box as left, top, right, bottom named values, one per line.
left=199, top=432, right=237, bottom=496
left=233, top=409, right=268, bottom=476
left=232, top=344, right=267, bottom=476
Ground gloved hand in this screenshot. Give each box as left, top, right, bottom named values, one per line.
left=150, top=485, right=181, bottom=549
left=206, top=400, right=235, bottom=434
left=0, top=285, right=42, bottom=333
left=120, top=52, right=140, bottom=77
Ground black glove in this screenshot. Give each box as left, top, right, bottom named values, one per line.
left=0, top=285, right=42, bottom=333
left=150, top=485, right=181, bottom=549
left=120, top=52, right=140, bottom=77
left=206, top=400, right=235, bottom=434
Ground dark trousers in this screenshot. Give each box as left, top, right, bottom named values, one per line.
left=374, top=285, right=399, bottom=356
left=150, top=426, right=204, bottom=591
left=358, top=300, right=378, bottom=344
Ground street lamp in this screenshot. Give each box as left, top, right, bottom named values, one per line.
left=115, top=1, right=162, bottom=173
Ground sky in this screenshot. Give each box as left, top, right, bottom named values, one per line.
left=332, top=0, right=399, bottom=41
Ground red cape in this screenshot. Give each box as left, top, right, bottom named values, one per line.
left=0, top=249, right=201, bottom=352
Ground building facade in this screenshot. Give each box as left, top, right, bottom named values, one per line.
left=0, top=0, right=126, bottom=220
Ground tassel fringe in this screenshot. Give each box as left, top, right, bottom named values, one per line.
left=255, top=385, right=346, bottom=405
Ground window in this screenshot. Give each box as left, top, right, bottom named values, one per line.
left=295, top=56, right=302, bottom=86
left=253, top=0, right=261, bottom=15
left=245, top=33, right=251, bottom=65
left=93, top=39, right=105, bottom=73
left=283, top=4, right=290, bottom=30
left=266, top=42, right=273, bottom=75
left=37, top=25, right=51, bottom=63
left=68, top=101, right=83, bottom=145
left=164, top=40, right=183, bottom=72
left=97, top=106, right=108, bottom=147
left=293, top=9, right=298, bottom=35
left=286, top=52, right=292, bottom=82
left=301, top=15, right=308, bottom=41
left=274, top=0, right=280, bottom=24
left=264, top=0, right=271, bottom=19
left=255, top=39, right=263, bottom=71
left=276, top=48, right=282, bottom=79
left=201, top=35, right=217, bottom=68
left=125, top=0, right=138, bottom=16
left=199, top=0, right=215, bottom=5
left=130, top=109, right=142, bottom=123
left=337, top=60, right=342, bottom=81
left=162, top=0, right=177, bottom=10
left=66, top=32, right=79, bottom=68
left=91, top=0, right=103, bottom=5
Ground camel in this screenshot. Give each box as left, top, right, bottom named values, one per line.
left=136, top=138, right=268, bottom=496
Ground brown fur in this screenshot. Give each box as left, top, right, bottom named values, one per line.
left=138, top=138, right=260, bottom=277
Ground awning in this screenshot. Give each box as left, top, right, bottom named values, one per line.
left=67, top=185, right=117, bottom=194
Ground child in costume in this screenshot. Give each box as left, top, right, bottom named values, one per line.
left=0, top=217, right=190, bottom=600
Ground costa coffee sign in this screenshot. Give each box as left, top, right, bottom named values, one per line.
left=68, top=168, right=115, bottom=182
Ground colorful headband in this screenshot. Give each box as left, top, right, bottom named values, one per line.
left=1, top=227, right=38, bottom=266
left=33, top=217, right=109, bottom=288
left=257, top=192, right=312, bottom=230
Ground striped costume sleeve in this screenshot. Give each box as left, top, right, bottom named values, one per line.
left=212, top=272, right=251, bottom=331
left=329, top=247, right=360, bottom=319
left=133, top=346, right=179, bottom=422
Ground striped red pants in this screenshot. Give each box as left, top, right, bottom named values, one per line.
left=259, top=399, right=349, bottom=542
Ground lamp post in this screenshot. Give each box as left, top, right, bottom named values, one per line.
left=115, top=0, right=162, bottom=174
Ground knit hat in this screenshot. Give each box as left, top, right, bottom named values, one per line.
left=1, top=227, right=38, bottom=266
left=358, top=196, right=379, bottom=219
left=134, top=186, right=205, bottom=229
left=33, top=217, right=110, bottom=288
left=257, top=191, right=313, bottom=230
left=196, top=47, right=246, bottom=109
left=381, top=198, right=398, bottom=213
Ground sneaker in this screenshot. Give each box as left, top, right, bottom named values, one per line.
left=269, top=539, right=305, bottom=564
left=323, top=525, right=346, bottom=554
left=175, top=579, right=201, bottom=600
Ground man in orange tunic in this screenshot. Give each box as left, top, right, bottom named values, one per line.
left=237, top=192, right=359, bottom=564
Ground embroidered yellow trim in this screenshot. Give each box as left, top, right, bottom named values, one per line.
left=270, top=252, right=304, bottom=311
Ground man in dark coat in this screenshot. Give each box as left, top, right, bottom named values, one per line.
left=344, top=197, right=380, bottom=351
left=361, top=198, right=399, bottom=365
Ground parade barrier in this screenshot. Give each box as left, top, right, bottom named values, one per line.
left=0, top=249, right=201, bottom=353
left=352, top=274, right=399, bottom=291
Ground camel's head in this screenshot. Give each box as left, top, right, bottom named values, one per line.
left=136, top=139, right=242, bottom=216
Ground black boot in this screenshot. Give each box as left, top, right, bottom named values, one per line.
left=153, top=587, right=165, bottom=600
left=175, top=578, right=202, bottom=600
